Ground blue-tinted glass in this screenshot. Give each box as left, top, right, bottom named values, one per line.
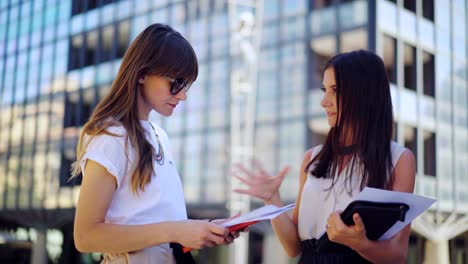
left=283, top=0, right=307, bottom=16
left=338, top=0, right=367, bottom=29
left=264, top=0, right=279, bottom=20
left=116, top=0, right=131, bottom=20
left=310, top=7, right=336, bottom=34
left=152, top=9, right=167, bottom=24
left=435, top=0, right=450, bottom=30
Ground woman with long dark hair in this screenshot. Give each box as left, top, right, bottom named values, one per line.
left=235, top=50, right=415, bottom=263
left=71, top=24, right=238, bottom=263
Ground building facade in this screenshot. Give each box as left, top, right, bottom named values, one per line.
left=0, top=0, right=466, bottom=263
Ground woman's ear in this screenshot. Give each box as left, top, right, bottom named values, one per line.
left=138, top=77, right=145, bottom=84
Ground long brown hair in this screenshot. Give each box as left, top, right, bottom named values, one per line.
left=305, top=50, right=394, bottom=191
left=71, top=24, right=198, bottom=193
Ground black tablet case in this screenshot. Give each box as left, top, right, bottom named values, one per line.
left=314, top=200, right=409, bottom=253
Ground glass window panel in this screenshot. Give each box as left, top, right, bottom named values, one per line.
left=262, top=23, right=279, bottom=46
left=283, top=0, right=307, bottom=16
left=339, top=28, right=367, bottom=53
left=260, top=48, right=279, bottom=70
left=130, top=15, right=148, bottom=41
left=382, top=34, right=397, bottom=84
left=435, top=54, right=451, bottom=101
left=310, top=7, right=336, bottom=34
left=423, top=131, right=436, bottom=176
left=281, top=18, right=305, bottom=42
left=403, top=0, right=416, bottom=12
left=280, top=94, right=304, bottom=119
left=116, top=0, right=131, bottom=19
left=435, top=0, right=450, bottom=30
left=183, top=134, right=202, bottom=202
left=403, top=43, right=416, bottom=91
left=255, top=125, right=277, bottom=170
left=171, top=3, right=186, bottom=25
left=264, top=0, right=279, bottom=20
left=313, top=0, right=333, bottom=9
left=152, top=8, right=168, bottom=24
left=422, top=51, right=435, bottom=97
left=400, top=9, right=416, bottom=41
left=117, top=20, right=130, bottom=58
left=338, top=0, right=367, bottom=29
left=404, top=126, right=418, bottom=172
left=204, top=132, right=226, bottom=202
left=211, top=35, right=228, bottom=58
left=422, top=0, right=434, bottom=21
left=378, top=0, right=397, bottom=34
left=310, top=35, right=336, bottom=89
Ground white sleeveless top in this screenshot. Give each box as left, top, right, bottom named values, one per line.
left=80, top=120, right=186, bottom=263
left=298, top=141, right=407, bottom=240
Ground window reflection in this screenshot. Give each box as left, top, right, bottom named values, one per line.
left=422, top=0, right=434, bottom=21
left=72, top=0, right=117, bottom=16
left=383, top=34, right=397, bottom=84
left=422, top=51, right=435, bottom=97
left=204, top=131, right=226, bottom=202
left=68, top=20, right=130, bottom=71
left=403, top=0, right=416, bottom=13
left=339, top=28, right=367, bottom=53
left=313, top=0, right=333, bottom=9
left=310, top=35, right=336, bottom=89
left=404, top=126, right=418, bottom=172
left=403, top=43, right=416, bottom=91
left=423, top=130, right=436, bottom=176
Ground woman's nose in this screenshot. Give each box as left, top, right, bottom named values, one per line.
left=320, top=94, right=329, bottom=108
left=175, top=90, right=187, bottom=101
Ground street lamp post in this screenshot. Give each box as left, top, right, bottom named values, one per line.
left=228, top=1, right=263, bottom=264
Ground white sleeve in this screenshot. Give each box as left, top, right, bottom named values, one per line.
left=80, top=133, right=128, bottom=188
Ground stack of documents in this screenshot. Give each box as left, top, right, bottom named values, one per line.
left=222, top=203, right=295, bottom=228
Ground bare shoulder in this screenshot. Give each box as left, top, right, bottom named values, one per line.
left=300, top=148, right=315, bottom=171
left=392, top=149, right=416, bottom=193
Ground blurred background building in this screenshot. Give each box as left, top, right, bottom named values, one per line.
left=0, top=0, right=466, bottom=263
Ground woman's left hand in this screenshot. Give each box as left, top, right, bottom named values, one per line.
left=210, top=214, right=249, bottom=245
left=326, top=211, right=369, bottom=250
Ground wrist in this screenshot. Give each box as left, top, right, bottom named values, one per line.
left=264, top=192, right=282, bottom=206
left=352, top=237, right=372, bottom=253
left=167, top=221, right=184, bottom=244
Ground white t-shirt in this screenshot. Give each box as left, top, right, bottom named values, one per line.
left=80, top=120, right=187, bottom=263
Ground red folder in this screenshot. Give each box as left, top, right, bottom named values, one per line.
left=182, top=220, right=258, bottom=253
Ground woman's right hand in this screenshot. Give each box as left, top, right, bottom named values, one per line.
left=174, top=220, right=227, bottom=249
left=233, top=161, right=290, bottom=204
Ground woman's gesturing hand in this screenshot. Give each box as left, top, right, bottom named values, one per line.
left=233, top=160, right=290, bottom=204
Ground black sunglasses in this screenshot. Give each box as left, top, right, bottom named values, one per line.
left=164, top=76, right=192, bottom=95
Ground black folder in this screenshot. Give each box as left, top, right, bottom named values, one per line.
left=314, top=200, right=409, bottom=253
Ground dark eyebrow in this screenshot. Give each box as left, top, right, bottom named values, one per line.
left=321, top=84, right=337, bottom=89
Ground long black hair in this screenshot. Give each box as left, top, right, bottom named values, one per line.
left=305, top=50, right=394, bottom=190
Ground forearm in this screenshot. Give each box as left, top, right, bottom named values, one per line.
left=354, top=238, right=407, bottom=264
left=75, top=221, right=178, bottom=254
left=266, top=195, right=302, bottom=257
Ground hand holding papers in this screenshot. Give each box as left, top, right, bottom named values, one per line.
left=182, top=203, right=295, bottom=252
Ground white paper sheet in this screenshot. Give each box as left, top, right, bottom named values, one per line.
left=355, top=187, right=436, bottom=240
left=222, top=203, right=295, bottom=227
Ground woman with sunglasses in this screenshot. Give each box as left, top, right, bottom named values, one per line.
left=235, top=50, right=415, bottom=263
left=71, top=24, right=239, bottom=263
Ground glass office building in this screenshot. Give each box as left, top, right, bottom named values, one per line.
left=0, top=0, right=466, bottom=263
